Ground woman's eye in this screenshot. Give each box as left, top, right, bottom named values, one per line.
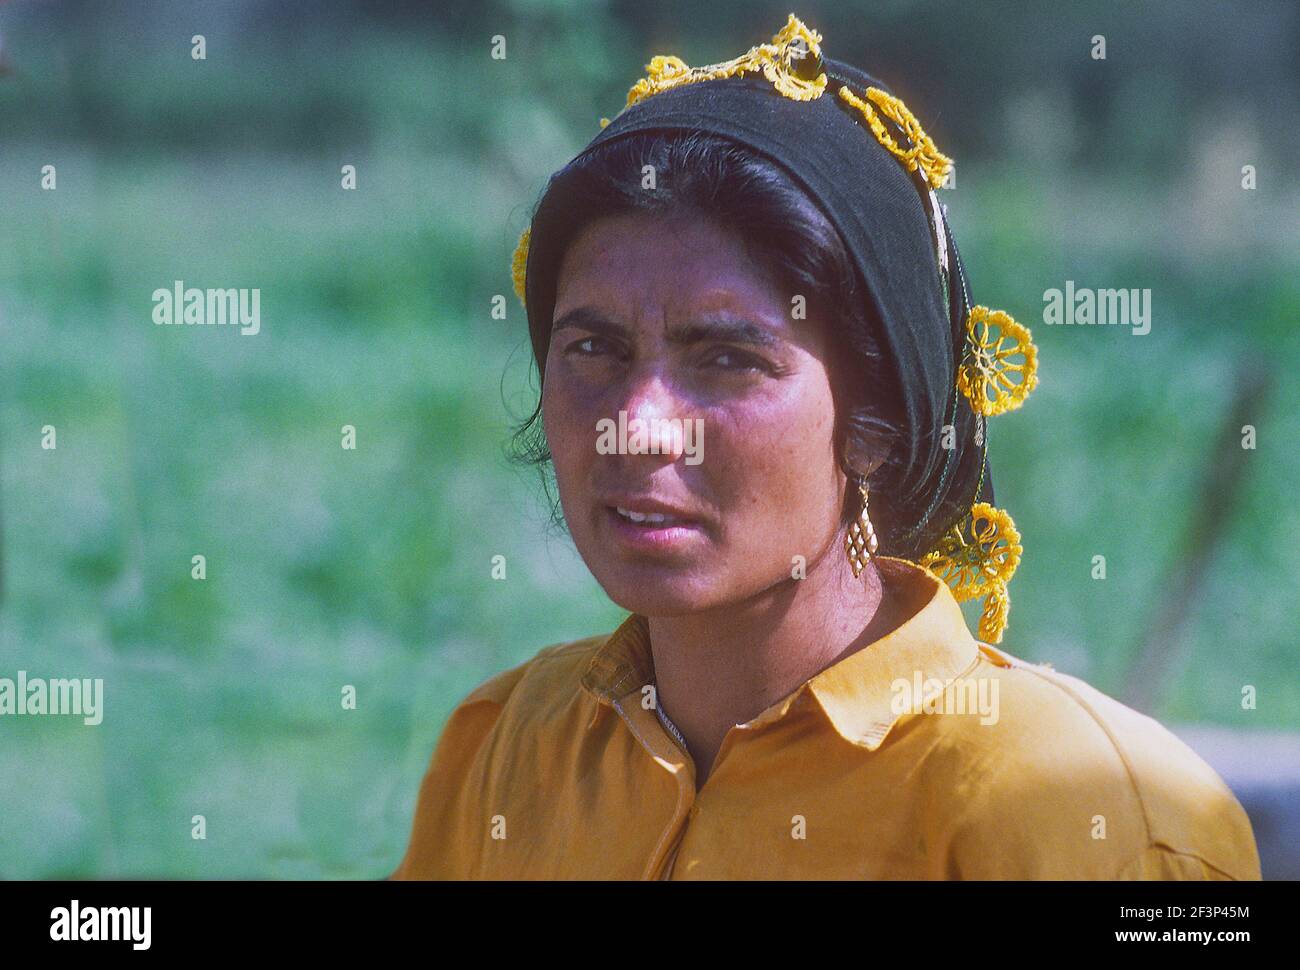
left=566, top=336, right=614, bottom=358
left=706, top=348, right=770, bottom=373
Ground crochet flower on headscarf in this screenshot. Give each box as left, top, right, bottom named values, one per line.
left=956, top=306, right=1039, bottom=417
left=624, top=14, right=827, bottom=108
left=919, top=502, right=1022, bottom=602
left=836, top=84, right=954, bottom=190
left=511, top=226, right=530, bottom=306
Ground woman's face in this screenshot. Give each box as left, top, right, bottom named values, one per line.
left=543, top=210, right=851, bottom=616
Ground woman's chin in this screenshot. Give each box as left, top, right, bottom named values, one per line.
left=593, top=565, right=724, bottom=617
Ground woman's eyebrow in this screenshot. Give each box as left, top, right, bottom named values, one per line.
left=667, top=317, right=784, bottom=349
left=552, top=307, right=785, bottom=348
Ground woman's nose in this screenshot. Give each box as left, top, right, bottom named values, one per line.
left=617, top=368, right=689, bottom=461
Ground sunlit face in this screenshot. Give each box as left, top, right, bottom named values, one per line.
left=542, top=211, right=851, bottom=616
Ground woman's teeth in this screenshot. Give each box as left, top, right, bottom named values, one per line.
left=616, top=506, right=684, bottom=526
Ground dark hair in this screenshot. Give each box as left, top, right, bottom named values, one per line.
left=508, top=128, right=939, bottom=558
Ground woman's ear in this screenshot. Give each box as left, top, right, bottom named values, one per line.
left=841, top=435, right=888, bottom=483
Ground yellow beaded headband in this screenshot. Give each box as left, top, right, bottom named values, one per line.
left=512, top=14, right=1040, bottom=644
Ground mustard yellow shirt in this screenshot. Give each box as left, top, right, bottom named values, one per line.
left=391, top=558, right=1261, bottom=880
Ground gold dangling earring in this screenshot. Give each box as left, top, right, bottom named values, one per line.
left=844, top=475, right=879, bottom=578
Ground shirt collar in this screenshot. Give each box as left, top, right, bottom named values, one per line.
left=579, top=556, right=981, bottom=749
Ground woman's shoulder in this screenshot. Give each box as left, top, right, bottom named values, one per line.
left=453, top=629, right=612, bottom=713
left=934, top=640, right=1261, bottom=878
left=968, top=641, right=1237, bottom=799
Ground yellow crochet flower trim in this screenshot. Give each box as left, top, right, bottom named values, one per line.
left=511, top=226, right=530, bottom=306
left=978, top=579, right=1011, bottom=644
left=919, top=502, right=1022, bottom=643
left=920, top=502, right=1022, bottom=600
left=956, top=305, right=1039, bottom=417
left=836, top=84, right=953, bottom=190
left=625, top=13, right=827, bottom=109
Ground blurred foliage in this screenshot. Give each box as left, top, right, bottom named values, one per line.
left=0, top=0, right=1297, bottom=877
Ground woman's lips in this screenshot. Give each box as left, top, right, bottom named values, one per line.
left=604, top=505, right=706, bottom=552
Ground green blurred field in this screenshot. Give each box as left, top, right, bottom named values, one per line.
left=1, top=1, right=1297, bottom=877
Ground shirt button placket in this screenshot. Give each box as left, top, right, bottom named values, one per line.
left=661, top=802, right=698, bottom=880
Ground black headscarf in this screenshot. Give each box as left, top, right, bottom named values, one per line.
left=521, top=41, right=993, bottom=559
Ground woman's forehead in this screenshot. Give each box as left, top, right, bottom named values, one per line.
left=555, top=212, right=795, bottom=324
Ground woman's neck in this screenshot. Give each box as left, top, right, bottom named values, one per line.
left=647, top=534, right=902, bottom=787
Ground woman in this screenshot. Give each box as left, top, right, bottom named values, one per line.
left=392, top=15, right=1260, bottom=880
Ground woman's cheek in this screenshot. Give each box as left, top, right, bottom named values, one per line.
left=544, top=376, right=592, bottom=446
left=551, top=370, right=613, bottom=432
